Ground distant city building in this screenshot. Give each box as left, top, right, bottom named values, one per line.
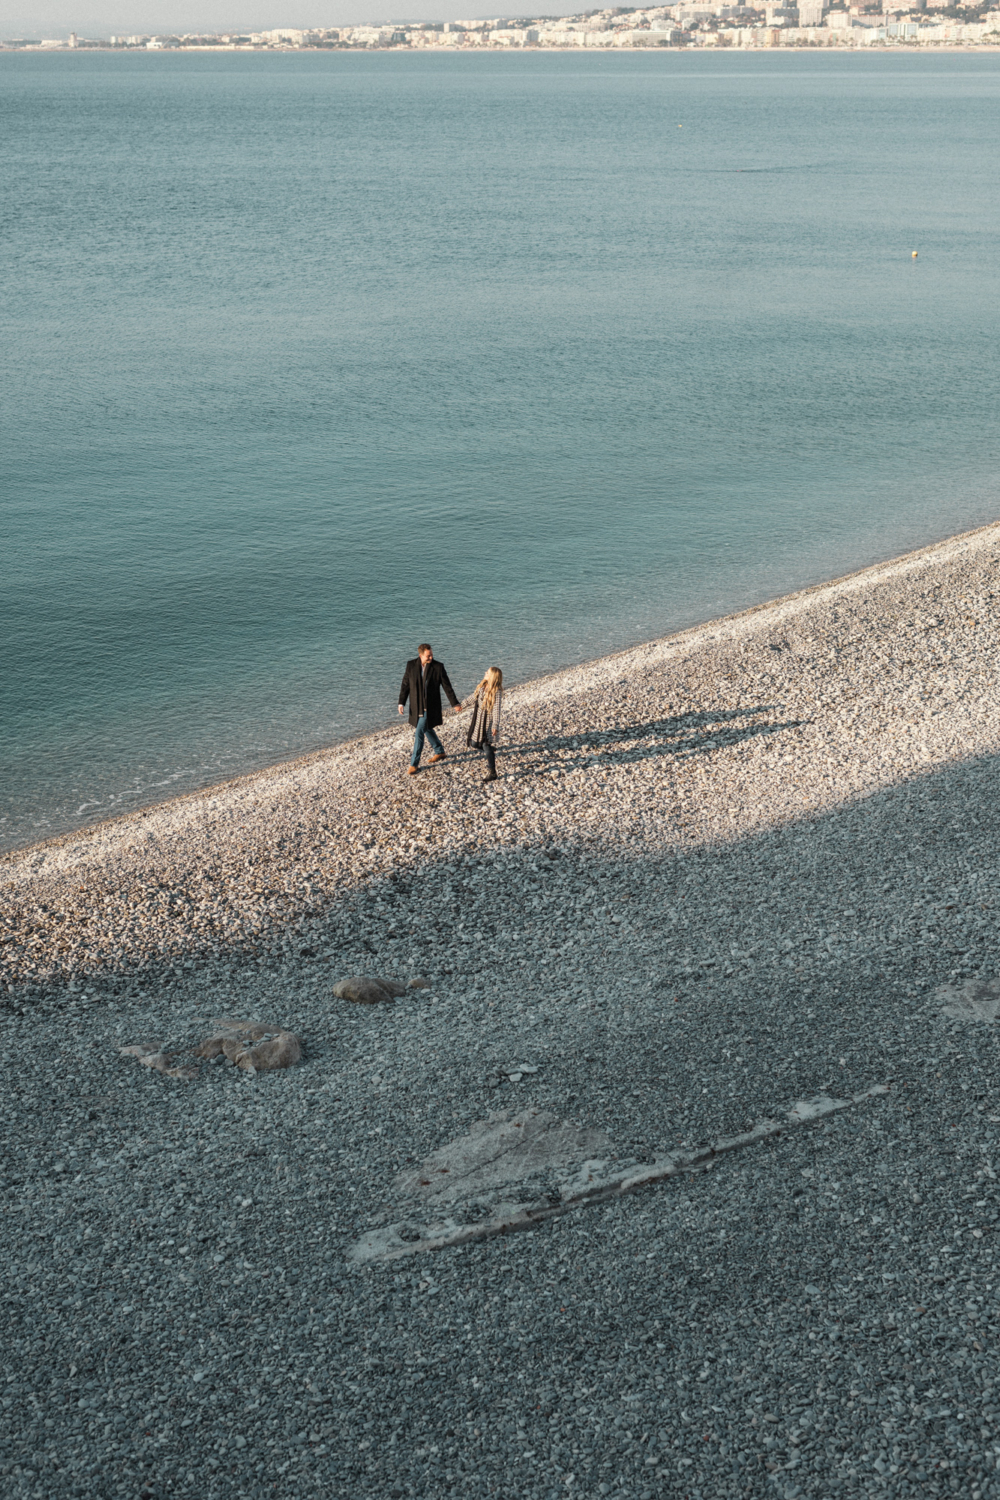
left=797, top=0, right=825, bottom=24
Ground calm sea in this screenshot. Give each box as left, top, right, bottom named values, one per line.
left=3, top=49, right=999, bottom=852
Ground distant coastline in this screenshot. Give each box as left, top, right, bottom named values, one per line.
left=6, top=5, right=1000, bottom=53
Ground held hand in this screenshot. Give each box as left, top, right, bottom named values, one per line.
left=453, top=702, right=463, bottom=713
left=398, top=705, right=405, bottom=715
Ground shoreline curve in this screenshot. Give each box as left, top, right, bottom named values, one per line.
left=3, top=514, right=999, bottom=993
left=4, top=515, right=999, bottom=870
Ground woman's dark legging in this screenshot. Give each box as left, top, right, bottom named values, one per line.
left=483, top=743, right=496, bottom=776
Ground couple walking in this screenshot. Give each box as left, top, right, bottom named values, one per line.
left=398, top=644, right=502, bottom=781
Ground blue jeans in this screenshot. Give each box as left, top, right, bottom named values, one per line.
left=410, top=714, right=444, bottom=767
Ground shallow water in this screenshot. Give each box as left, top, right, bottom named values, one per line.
left=3, top=49, right=999, bottom=852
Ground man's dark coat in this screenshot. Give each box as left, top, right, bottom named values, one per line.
left=399, top=658, right=460, bottom=729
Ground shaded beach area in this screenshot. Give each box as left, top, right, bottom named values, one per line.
left=3, top=522, right=1000, bottom=1499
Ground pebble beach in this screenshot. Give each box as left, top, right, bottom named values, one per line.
left=4, top=520, right=1000, bottom=1500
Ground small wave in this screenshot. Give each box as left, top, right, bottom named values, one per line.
left=672, top=161, right=842, bottom=175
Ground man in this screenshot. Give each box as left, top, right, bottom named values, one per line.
left=398, top=644, right=462, bottom=775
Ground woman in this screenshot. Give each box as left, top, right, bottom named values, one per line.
left=466, top=666, right=503, bottom=782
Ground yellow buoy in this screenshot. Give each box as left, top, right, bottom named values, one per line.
left=912, top=250, right=918, bottom=259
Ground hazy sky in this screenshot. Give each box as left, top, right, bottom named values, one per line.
left=3, top=0, right=489, bottom=38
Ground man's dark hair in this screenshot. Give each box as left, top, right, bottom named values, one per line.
left=418, top=643, right=433, bottom=654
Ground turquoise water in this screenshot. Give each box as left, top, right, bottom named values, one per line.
left=3, top=50, right=999, bottom=852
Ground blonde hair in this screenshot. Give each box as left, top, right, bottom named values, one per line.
left=475, top=666, right=503, bottom=713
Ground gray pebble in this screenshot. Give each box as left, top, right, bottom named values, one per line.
left=3, top=525, right=1000, bottom=1497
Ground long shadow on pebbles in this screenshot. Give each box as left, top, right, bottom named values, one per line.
left=503, top=703, right=805, bottom=779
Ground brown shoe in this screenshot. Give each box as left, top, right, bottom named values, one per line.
left=427, top=753, right=446, bottom=764
left=406, top=765, right=418, bottom=775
